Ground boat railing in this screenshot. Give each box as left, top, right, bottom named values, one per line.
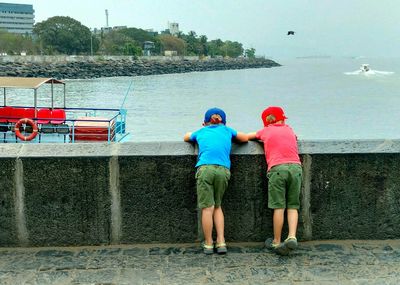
left=0, top=105, right=128, bottom=143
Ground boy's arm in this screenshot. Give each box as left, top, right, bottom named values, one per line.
left=234, top=131, right=248, bottom=143
left=183, top=132, right=192, bottom=142
left=247, top=132, right=258, bottom=140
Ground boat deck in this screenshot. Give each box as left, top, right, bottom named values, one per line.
left=0, top=106, right=128, bottom=143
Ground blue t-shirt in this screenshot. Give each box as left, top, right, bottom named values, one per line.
left=190, top=124, right=238, bottom=169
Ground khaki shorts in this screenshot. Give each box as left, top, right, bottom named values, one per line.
left=195, top=165, right=231, bottom=209
left=267, top=163, right=302, bottom=209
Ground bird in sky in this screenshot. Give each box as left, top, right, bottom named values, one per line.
left=287, top=31, right=295, bottom=35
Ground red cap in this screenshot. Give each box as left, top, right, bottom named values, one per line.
left=261, top=106, right=287, bottom=126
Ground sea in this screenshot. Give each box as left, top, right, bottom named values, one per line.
left=7, top=57, right=400, bottom=142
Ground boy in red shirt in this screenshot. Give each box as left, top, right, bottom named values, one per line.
left=248, top=106, right=302, bottom=255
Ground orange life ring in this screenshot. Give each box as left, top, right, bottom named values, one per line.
left=14, top=118, right=38, bottom=141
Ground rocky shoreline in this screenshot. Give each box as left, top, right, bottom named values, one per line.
left=0, top=57, right=280, bottom=79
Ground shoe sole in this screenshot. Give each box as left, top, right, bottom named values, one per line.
left=265, top=238, right=291, bottom=256
left=264, top=238, right=275, bottom=250
left=285, top=240, right=298, bottom=250
left=274, top=244, right=290, bottom=256
left=202, top=242, right=214, bottom=255
left=203, top=249, right=214, bottom=255
left=216, top=247, right=227, bottom=254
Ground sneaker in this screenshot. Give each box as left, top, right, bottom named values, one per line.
left=265, top=238, right=290, bottom=256
left=201, top=242, right=214, bottom=255
left=284, top=237, right=298, bottom=250
left=265, top=238, right=277, bottom=250
left=216, top=242, right=227, bottom=254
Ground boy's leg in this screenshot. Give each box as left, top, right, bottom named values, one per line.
left=286, top=164, right=302, bottom=240
left=283, top=164, right=302, bottom=250
left=267, top=165, right=287, bottom=244
left=213, top=166, right=230, bottom=244
left=273, top=208, right=285, bottom=244
left=287, top=209, right=298, bottom=238
left=213, top=206, right=224, bottom=244
left=196, top=165, right=216, bottom=246
left=285, top=208, right=299, bottom=250
left=202, top=206, right=215, bottom=245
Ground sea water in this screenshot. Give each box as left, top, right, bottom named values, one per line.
left=7, top=57, right=400, bottom=142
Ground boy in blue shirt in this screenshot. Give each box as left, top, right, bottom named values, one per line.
left=184, top=108, right=248, bottom=254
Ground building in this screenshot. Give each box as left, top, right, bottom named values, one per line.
left=0, top=3, right=34, bottom=34
left=143, top=41, right=155, bottom=56
left=164, top=50, right=177, bottom=56
left=112, top=26, right=127, bottom=31
left=99, top=27, right=112, bottom=34
left=168, top=22, right=179, bottom=36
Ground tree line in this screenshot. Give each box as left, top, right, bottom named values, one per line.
left=0, top=16, right=256, bottom=58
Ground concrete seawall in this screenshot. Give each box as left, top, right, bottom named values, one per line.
left=0, top=140, right=399, bottom=247
left=0, top=56, right=280, bottom=79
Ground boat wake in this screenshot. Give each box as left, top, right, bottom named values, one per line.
left=344, top=64, right=394, bottom=76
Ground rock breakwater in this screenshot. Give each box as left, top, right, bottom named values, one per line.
left=0, top=57, right=280, bottom=79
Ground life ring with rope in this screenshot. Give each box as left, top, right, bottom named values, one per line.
left=14, top=118, right=38, bottom=141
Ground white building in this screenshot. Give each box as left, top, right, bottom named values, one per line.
left=0, top=3, right=34, bottom=34
left=168, top=22, right=179, bottom=36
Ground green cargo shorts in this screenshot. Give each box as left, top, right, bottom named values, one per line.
left=267, top=163, right=302, bottom=209
left=195, top=165, right=231, bottom=209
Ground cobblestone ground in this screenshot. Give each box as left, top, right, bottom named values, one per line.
left=0, top=240, right=399, bottom=285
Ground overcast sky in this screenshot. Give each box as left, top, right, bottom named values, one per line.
left=8, top=0, right=400, bottom=59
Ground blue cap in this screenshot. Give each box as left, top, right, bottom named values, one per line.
left=204, top=107, right=226, bottom=125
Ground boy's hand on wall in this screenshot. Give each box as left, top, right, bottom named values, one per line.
left=235, top=132, right=249, bottom=143
left=184, top=132, right=192, bottom=142
left=247, top=132, right=257, bottom=140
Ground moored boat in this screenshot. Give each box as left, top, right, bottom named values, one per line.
left=0, top=77, right=130, bottom=143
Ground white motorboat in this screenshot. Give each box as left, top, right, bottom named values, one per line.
left=360, top=64, right=370, bottom=73
left=344, top=64, right=394, bottom=76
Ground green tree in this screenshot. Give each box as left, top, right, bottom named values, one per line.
left=245, top=48, right=256, bottom=58
left=0, top=30, right=36, bottom=55
left=100, top=30, right=142, bottom=55
left=180, top=31, right=205, bottom=56
left=199, top=35, right=208, bottom=56
left=123, top=42, right=142, bottom=56
left=157, top=34, right=186, bottom=55
left=207, top=39, right=225, bottom=57
left=119, top=27, right=155, bottom=44
left=222, top=41, right=244, bottom=57
left=118, top=27, right=161, bottom=55
left=34, top=16, right=98, bottom=55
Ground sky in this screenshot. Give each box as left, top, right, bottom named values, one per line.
left=6, top=0, right=400, bottom=59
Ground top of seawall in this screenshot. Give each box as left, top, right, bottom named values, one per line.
left=0, top=139, right=399, bottom=158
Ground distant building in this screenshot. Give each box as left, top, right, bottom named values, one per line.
left=113, top=25, right=127, bottom=31
left=93, top=26, right=127, bottom=35
left=100, top=27, right=112, bottom=34
left=168, top=22, right=179, bottom=36
left=164, top=50, right=177, bottom=56
left=0, top=2, right=34, bottom=34
left=161, top=29, right=170, bottom=35
left=143, top=41, right=155, bottom=56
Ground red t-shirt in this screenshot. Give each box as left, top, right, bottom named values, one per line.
left=256, top=123, right=301, bottom=171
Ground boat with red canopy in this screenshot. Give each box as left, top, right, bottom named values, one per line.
left=0, top=77, right=129, bottom=143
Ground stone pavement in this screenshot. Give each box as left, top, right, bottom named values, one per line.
left=0, top=240, right=399, bottom=285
